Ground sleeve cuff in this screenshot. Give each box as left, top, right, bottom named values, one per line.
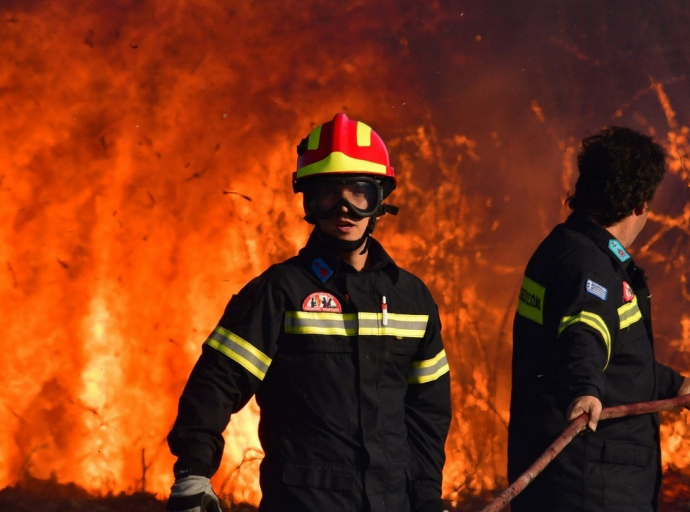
left=173, top=458, right=212, bottom=479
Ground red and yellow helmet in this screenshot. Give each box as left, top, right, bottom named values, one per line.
left=293, top=113, right=396, bottom=198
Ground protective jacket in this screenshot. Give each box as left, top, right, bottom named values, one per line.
left=168, top=231, right=452, bottom=512
left=508, top=211, right=683, bottom=512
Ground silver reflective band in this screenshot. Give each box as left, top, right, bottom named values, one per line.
left=285, top=312, right=358, bottom=335
left=285, top=311, right=428, bottom=338
left=408, top=349, right=450, bottom=384
left=205, top=326, right=272, bottom=380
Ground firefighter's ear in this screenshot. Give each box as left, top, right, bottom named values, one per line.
left=633, top=201, right=649, bottom=216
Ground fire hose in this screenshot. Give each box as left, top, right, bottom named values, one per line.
left=479, top=394, right=690, bottom=512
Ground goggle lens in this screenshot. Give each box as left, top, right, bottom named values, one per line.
left=307, top=180, right=381, bottom=218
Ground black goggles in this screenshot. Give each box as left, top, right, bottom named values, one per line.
left=305, top=178, right=383, bottom=219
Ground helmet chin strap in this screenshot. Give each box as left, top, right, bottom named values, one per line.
left=314, top=217, right=376, bottom=255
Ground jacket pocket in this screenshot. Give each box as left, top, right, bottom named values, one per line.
left=391, top=338, right=418, bottom=355
left=600, top=441, right=656, bottom=508
left=282, top=461, right=355, bottom=491
left=602, top=440, right=652, bottom=467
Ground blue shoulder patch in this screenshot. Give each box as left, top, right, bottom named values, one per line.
left=586, top=279, right=608, bottom=301
left=608, top=239, right=630, bottom=262
left=311, top=258, right=333, bottom=283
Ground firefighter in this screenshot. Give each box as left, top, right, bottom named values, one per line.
left=508, top=126, right=690, bottom=512
left=165, top=113, right=452, bottom=512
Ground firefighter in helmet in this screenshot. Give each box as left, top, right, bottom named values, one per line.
left=166, top=113, right=452, bottom=512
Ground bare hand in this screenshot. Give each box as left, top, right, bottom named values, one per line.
left=566, top=395, right=602, bottom=432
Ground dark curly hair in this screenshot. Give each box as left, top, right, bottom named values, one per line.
left=566, top=126, right=666, bottom=226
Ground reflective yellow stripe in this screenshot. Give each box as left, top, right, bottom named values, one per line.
left=359, top=312, right=427, bottom=338
left=296, top=151, right=388, bottom=178
left=618, top=296, right=642, bottom=329
left=307, top=124, right=322, bottom=150
left=408, top=349, right=450, bottom=384
left=517, top=276, right=545, bottom=325
left=558, top=312, right=611, bottom=370
left=285, top=312, right=358, bottom=336
left=356, top=122, right=372, bottom=147
left=205, top=326, right=272, bottom=380
left=285, top=311, right=428, bottom=338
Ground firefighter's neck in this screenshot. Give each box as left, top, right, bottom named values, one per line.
left=341, top=243, right=369, bottom=272
left=604, top=203, right=650, bottom=249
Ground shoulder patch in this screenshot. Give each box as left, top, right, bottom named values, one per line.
left=586, top=279, right=608, bottom=301
left=311, top=258, right=333, bottom=283
left=608, top=239, right=630, bottom=262
left=517, top=276, right=545, bottom=325
left=303, top=292, right=342, bottom=312
left=223, top=294, right=251, bottom=323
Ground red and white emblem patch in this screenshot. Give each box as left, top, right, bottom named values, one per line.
left=622, top=281, right=635, bottom=303
left=302, top=292, right=342, bottom=312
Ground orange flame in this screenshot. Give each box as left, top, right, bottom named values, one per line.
left=1, top=2, right=689, bottom=508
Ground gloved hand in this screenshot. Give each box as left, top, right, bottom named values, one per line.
left=165, top=475, right=222, bottom=512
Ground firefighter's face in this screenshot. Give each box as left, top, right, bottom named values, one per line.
left=310, top=195, right=370, bottom=243
left=303, top=179, right=378, bottom=245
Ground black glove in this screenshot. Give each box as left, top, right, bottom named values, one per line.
left=165, top=475, right=222, bottom=512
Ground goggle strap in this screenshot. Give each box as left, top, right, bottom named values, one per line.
left=381, top=203, right=399, bottom=216
left=358, top=217, right=377, bottom=255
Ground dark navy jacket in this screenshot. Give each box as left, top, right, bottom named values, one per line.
left=168, top=231, right=451, bottom=512
left=508, top=211, right=683, bottom=512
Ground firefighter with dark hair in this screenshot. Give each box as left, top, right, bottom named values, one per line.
left=508, top=126, right=690, bottom=512
left=165, top=113, right=452, bottom=512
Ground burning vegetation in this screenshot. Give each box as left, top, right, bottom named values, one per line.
left=1, top=0, right=689, bottom=510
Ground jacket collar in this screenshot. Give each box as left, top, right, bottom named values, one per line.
left=298, top=229, right=398, bottom=281
left=565, top=211, right=634, bottom=272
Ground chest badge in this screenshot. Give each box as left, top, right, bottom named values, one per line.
left=608, top=239, right=630, bottom=262
left=303, top=292, right=342, bottom=312
left=622, top=281, right=635, bottom=302
left=311, top=258, right=333, bottom=283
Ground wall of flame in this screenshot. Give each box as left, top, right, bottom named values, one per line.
left=1, top=0, right=689, bottom=506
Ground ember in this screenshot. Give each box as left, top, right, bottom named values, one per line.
left=1, top=0, right=689, bottom=509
